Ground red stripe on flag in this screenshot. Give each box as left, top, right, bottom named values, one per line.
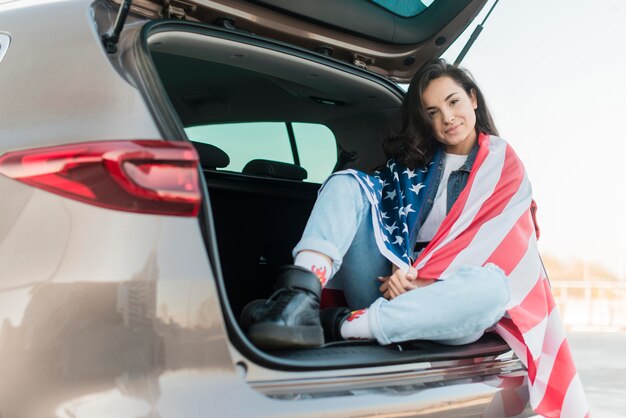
left=484, top=208, right=534, bottom=275
left=498, top=317, right=536, bottom=382
left=417, top=142, right=525, bottom=279
left=508, top=276, right=556, bottom=334
left=414, top=133, right=491, bottom=271
left=530, top=199, right=541, bottom=239
left=533, top=340, right=578, bottom=417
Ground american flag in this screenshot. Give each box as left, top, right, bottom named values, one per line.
left=343, top=147, right=441, bottom=271
left=335, top=133, right=588, bottom=417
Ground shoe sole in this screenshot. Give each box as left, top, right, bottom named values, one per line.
left=247, top=322, right=324, bottom=349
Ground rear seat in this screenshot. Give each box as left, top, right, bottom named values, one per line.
left=195, top=144, right=319, bottom=315
left=192, top=141, right=230, bottom=170
left=242, top=159, right=308, bottom=181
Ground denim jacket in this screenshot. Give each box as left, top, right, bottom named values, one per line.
left=409, top=142, right=479, bottom=251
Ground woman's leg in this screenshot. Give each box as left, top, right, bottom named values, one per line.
left=330, top=210, right=390, bottom=309
left=367, top=264, right=510, bottom=345
left=292, top=174, right=390, bottom=307
left=292, top=174, right=373, bottom=274
left=248, top=174, right=388, bottom=348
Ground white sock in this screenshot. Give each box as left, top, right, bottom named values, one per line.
left=340, top=308, right=374, bottom=340
left=294, top=251, right=333, bottom=287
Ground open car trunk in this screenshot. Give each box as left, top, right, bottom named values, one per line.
left=139, top=20, right=515, bottom=371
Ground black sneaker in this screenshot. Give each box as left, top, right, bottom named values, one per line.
left=246, top=265, right=324, bottom=349
left=320, top=307, right=351, bottom=343
left=239, top=299, right=270, bottom=332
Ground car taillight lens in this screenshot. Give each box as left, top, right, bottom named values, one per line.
left=0, top=140, right=201, bottom=217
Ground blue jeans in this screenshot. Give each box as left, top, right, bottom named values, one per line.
left=293, top=175, right=510, bottom=345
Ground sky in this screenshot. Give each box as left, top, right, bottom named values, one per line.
left=439, top=0, right=626, bottom=279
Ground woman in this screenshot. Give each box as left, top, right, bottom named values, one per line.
left=244, top=58, right=510, bottom=347
left=244, top=58, right=587, bottom=418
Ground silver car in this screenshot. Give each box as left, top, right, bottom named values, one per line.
left=0, top=0, right=535, bottom=416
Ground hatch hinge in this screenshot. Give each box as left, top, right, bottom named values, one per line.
left=352, top=53, right=375, bottom=70
left=161, top=0, right=196, bottom=19
left=102, top=0, right=133, bottom=54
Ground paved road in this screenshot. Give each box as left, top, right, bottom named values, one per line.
left=568, top=332, right=626, bottom=417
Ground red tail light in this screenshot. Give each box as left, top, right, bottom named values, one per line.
left=0, top=140, right=201, bottom=217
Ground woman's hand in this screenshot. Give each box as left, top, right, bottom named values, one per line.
left=378, top=265, right=435, bottom=300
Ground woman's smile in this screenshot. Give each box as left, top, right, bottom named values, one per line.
left=445, top=123, right=462, bottom=134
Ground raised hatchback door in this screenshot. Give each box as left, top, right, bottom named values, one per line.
left=107, top=0, right=487, bottom=82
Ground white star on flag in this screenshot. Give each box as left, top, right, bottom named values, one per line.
left=399, top=204, right=415, bottom=217
left=404, top=203, right=415, bottom=214
left=409, top=183, right=425, bottom=196
left=383, top=222, right=398, bottom=234
left=403, top=168, right=417, bottom=179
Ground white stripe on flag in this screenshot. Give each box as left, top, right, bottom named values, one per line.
left=527, top=307, right=567, bottom=409
left=560, top=373, right=589, bottom=418
left=523, top=313, right=549, bottom=361
left=441, top=174, right=532, bottom=276
left=506, top=234, right=542, bottom=308
left=416, top=137, right=506, bottom=270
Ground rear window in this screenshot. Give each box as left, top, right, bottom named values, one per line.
left=370, top=0, right=435, bottom=17
left=185, top=122, right=337, bottom=183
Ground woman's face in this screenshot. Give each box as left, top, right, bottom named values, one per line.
left=421, top=76, right=478, bottom=155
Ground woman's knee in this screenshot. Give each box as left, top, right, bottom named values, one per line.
left=479, top=264, right=510, bottom=309
left=320, top=175, right=368, bottom=205
left=314, top=174, right=372, bottom=234
left=450, top=264, right=510, bottom=310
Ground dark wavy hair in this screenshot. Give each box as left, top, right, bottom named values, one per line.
left=383, top=59, right=498, bottom=168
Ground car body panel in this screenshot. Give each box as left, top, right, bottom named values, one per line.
left=0, top=175, right=237, bottom=417
left=53, top=370, right=534, bottom=417
left=0, top=0, right=160, bottom=152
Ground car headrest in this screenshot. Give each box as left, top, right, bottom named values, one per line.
left=242, top=159, right=307, bottom=181
left=191, top=141, right=230, bottom=169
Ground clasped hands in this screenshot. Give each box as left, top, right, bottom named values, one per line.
left=378, top=264, right=436, bottom=300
